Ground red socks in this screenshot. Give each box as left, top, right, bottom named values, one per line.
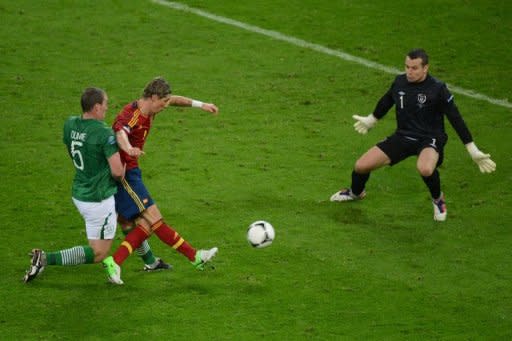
left=112, top=220, right=197, bottom=265
left=152, top=220, right=196, bottom=261
left=113, top=225, right=150, bottom=265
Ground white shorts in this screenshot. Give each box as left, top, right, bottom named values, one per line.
left=72, top=196, right=117, bottom=240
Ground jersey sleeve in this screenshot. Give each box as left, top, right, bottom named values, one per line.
left=101, top=127, right=119, bottom=159
left=63, top=119, right=70, bottom=146
left=440, top=84, right=473, bottom=144
left=62, top=117, right=75, bottom=158
left=372, top=80, right=396, bottom=119
left=112, top=106, right=135, bottom=135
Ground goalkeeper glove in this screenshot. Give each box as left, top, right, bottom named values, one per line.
left=465, top=142, right=496, bottom=173
left=352, top=114, right=377, bottom=134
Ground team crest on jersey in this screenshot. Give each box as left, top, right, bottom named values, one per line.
left=417, top=93, right=427, bottom=104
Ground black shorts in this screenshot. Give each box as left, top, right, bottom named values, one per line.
left=376, top=133, right=446, bottom=166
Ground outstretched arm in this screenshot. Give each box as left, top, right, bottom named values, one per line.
left=165, top=95, right=219, bottom=114
left=443, top=91, right=496, bottom=174
left=352, top=84, right=394, bottom=134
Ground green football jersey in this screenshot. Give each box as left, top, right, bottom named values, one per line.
left=63, top=116, right=119, bottom=202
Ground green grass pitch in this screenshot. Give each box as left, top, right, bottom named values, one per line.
left=1, top=0, right=511, bottom=339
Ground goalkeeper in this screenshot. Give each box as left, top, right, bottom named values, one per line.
left=330, top=48, right=496, bottom=221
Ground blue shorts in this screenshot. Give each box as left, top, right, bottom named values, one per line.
left=115, top=168, right=154, bottom=220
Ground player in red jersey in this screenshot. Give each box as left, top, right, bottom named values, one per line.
left=102, top=77, right=218, bottom=284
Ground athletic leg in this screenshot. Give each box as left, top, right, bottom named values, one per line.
left=418, top=147, right=446, bottom=221
left=25, top=196, right=117, bottom=283
left=353, top=146, right=391, bottom=193
left=331, top=146, right=390, bottom=201
left=143, top=205, right=218, bottom=269
left=144, top=205, right=197, bottom=261
left=112, top=220, right=152, bottom=266
left=112, top=168, right=171, bottom=270
left=118, top=215, right=171, bottom=271
left=46, top=245, right=98, bottom=265
left=418, top=147, right=441, bottom=198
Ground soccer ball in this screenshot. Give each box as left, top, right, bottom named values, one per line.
left=247, top=220, right=275, bottom=248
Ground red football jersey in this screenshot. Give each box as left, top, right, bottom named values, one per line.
left=112, top=101, right=153, bottom=170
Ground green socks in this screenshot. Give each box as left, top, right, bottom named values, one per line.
left=47, top=246, right=95, bottom=265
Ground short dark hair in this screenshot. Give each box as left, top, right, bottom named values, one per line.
left=142, top=77, right=172, bottom=98
left=81, top=87, right=106, bottom=113
left=407, top=48, right=429, bottom=66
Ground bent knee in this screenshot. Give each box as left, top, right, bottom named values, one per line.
left=417, top=165, right=435, bottom=177
left=354, top=159, right=372, bottom=174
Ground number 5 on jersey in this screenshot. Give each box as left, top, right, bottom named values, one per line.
left=71, top=140, right=84, bottom=170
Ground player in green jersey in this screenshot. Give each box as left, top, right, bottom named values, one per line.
left=24, top=87, right=125, bottom=283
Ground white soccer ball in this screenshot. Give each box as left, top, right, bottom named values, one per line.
left=247, top=220, right=275, bottom=248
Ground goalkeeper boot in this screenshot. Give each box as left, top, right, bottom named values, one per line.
left=143, top=257, right=173, bottom=272
left=102, top=256, right=124, bottom=285
left=432, top=193, right=447, bottom=222
left=23, top=249, right=47, bottom=283
left=192, top=247, right=218, bottom=270
left=330, top=188, right=366, bottom=202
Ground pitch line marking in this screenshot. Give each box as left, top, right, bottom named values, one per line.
left=152, top=0, right=511, bottom=109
